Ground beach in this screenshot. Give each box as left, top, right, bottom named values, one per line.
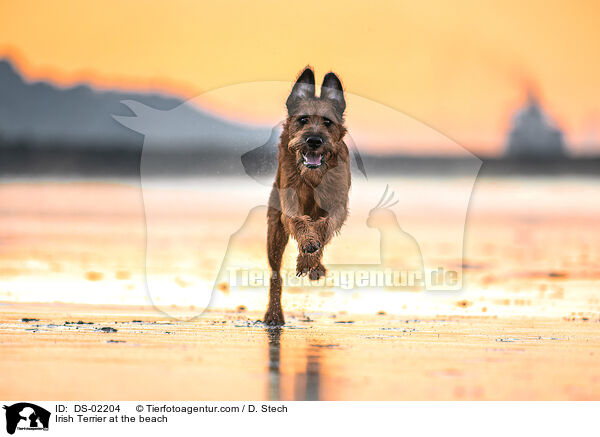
left=1, top=177, right=599, bottom=400
left=1, top=303, right=599, bottom=400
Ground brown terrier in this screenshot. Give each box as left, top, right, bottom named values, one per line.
left=264, top=67, right=351, bottom=326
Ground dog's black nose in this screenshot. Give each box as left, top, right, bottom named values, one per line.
left=306, top=136, right=323, bottom=148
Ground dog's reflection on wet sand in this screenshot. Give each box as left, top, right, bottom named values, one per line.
left=266, top=327, right=322, bottom=401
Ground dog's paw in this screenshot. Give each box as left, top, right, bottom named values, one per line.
left=263, top=308, right=285, bottom=326
left=296, top=254, right=312, bottom=276
left=309, top=263, right=327, bottom=281
left=300, top=237, right=321, bottom=254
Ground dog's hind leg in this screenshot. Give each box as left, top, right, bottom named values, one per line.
left=264, top=192, right=289, bottom=326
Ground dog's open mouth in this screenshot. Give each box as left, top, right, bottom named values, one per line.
left=303, top=152, right=322, bottom=168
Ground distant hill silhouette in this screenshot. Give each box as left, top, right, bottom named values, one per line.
left=0, top=58, right=267, bottom=148
left=0, top=59, right=185, bottom=146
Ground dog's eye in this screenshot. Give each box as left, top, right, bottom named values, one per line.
left=298, top=116, right=309, bottom=125
left=323, top=118, right=333, bottom=127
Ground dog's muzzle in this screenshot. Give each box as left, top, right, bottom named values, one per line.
left=306, top=136, right=323, bottom=148
left=303, top=136, right=325, bottom=168
left=303, top=151, right=323, bottom=168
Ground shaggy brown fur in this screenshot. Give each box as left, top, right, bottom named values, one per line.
left=264, top=67, right=351, bottom=326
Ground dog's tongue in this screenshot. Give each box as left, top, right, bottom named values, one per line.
left=304, top=153, right=322, bottom=166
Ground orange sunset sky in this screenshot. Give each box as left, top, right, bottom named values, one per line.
left=1, top=0, right=599, bottom=155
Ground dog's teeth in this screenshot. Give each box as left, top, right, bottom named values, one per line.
left=303, top=153, right=322, bottom=167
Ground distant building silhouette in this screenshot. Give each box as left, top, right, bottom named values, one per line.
left=505, top=92, right=566, bottom=158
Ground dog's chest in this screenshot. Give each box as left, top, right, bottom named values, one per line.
left=297, top=183, right=326, bottom=218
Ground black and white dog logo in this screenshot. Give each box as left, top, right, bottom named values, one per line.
left=3, top=403, right=50, bottom=435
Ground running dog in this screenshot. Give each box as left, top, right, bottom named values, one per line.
left=264, top=67, right=350, bottom=326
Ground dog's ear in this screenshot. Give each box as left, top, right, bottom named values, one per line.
left=320, top=72, right=346, bottom=116
left=286, top=67, right=315, bottom=113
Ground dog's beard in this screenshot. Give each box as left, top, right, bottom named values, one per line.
left=288, top=136, right=333, bottom=174
left=296, top=151, right=336, bottom=187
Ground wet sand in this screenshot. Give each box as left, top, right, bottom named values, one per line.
left=1, top=302, right=599, bottom=400
left=1, top=179, right=599, bottom=400
left=2, top=179, right=600, bottom=318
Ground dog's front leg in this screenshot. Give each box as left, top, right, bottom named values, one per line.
left=313, top=203, right=348, bottom=245
left=281, top=213, right=326, bottom=279
left=288, top=215, right=321, bottom=254
left=296, top=204, right=347, bottom=281
left=279, top=189, right=321, bottom=255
